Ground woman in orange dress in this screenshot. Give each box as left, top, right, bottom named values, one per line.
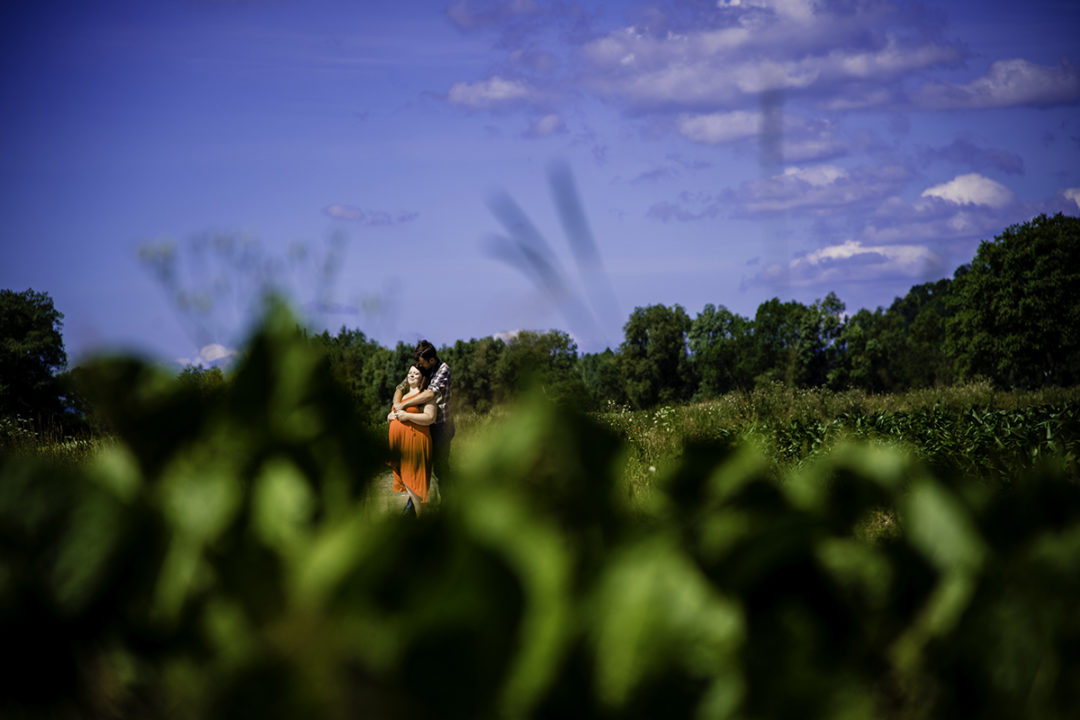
left=387, top=365, right=437, bottom=515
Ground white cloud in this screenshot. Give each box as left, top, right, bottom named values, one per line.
left=717, top=0, right=819, bottom=24
left=920, top=173, right=1014, bottom=208
left=830, top=35, right=959, bottom=80
left=732, top=58, right=822, bottom=94
left=201, top=344, right=234, bottom=363
left=448, top=75, right=534, bottom=108
left=783, top=135, right=850, bottom=162
left=757, top=239, right=943, bottom=287
left=677, top=111, right=854, bottom=161
left=768, top=0, right=819, bottom=24
left=177, top=343, right=237, bottom=368
left=528, top=113, right=565, bottom=137
left=798, top=241, right=937, bottom=269
left=697, top=25, right=754, bottom=54
left=736, top=163, right=907, bottom=214
left=1064, top=188, right=1080, bottom=211
left=677, top=110, right=759, bottom=143
left=783, top=164, right=847, bottom=186
left=919, top=59, right=1080, bottom=109
left=860, top=189, right=1023, bottom=246
left=582, top=7, right=961, bottom=109
left=323, top=204, right=366, bottom=221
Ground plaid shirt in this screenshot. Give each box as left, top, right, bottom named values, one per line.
left=398, top=361, right=452, bottom=425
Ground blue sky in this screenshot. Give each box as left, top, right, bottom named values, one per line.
left=2, top=0, right=1078, bottom=366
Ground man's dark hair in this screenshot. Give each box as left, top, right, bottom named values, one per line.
left=414, top=339, right=439, bottom=363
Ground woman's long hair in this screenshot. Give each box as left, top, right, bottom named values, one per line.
left=413, top=364, right=431, bottom=392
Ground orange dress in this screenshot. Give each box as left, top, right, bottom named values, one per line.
left=388, top=405, right=432, bottom=502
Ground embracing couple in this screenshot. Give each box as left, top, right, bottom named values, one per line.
left=386, top=339, right=454, bottom=516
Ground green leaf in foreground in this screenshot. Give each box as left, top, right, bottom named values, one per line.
left=2, top=303, right=1078, bottom=719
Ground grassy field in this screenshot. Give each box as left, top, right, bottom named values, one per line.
left=16, top=380, right=1080, bottom=552
left=19, top=379, right=1077, bottom=476
left=454, top=381, right=1080, bottom=496
left=5, top=364, right=1079, bottom=719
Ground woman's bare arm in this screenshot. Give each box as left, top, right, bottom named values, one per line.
left=396, top=403, right=437, bottom=426
left=398, top=388, right=435, bottom=409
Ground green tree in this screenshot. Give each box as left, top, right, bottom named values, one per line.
left=829, top=281, right=956, bottom=392
left=619, top=304, right=693, bottom=408
left=885, top=278, right=956, bottom=388
left=0, top=288, right=69, bottom=426
left=828, top=308, right=891, bottom=391
left=747, top=295, right=846, bottom=389
left=579, top=349, right=626, bottom=409
left=444, top=336, right=505, bottom=413
left=178, top=364, right=227, bottom=398
left=904, top=303, right=953, bottom=387
left=313, top=327, right=397, bottom=425
left=947, top=214, right=1080, bottom=387
left=494, top=330, right=584, bottom=407
left=794, top=292, right=846, bottom=387
left=748, top=297, right=806, bottom=386
left=687, top=304, right=754, bottom=397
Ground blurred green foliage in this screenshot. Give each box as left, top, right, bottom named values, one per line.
left=2, top=302, right=1078, bottom=719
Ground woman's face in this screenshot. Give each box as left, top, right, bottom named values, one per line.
left=407, top=365, right=422, bottom=387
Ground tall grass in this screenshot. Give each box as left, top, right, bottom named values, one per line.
left=0, top=415, right=108, bottom=465
left=583, top=382, right=1080, bottom=496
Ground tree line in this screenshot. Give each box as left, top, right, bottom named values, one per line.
left=310, top=213, right=1079, bottom=421
left=2, top=214, right=1078, bottom=435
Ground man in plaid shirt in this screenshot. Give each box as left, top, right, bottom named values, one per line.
left=393, top=339, right=454, bottom=494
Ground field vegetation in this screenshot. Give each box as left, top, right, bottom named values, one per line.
left=587, top=382, right=1080, bottom=497
left=2, top=215, right=1079, bottom=718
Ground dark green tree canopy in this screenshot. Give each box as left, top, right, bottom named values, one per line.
left=688, top=303, right=754, bottom=396
left=750, top=297, right=807, bottom=386
left=619, top=304, right=693, bottom=408
left=444, top=336, right=506, bottom=413
left=947, top=213, right=1080, bottom=388
left=495, top=330, right=584, bottom=407
left=578, top=348, right=625, bottom=408
left=0, top=288, right=68, bottom=422
left=829, top=307, right=891, bottom=392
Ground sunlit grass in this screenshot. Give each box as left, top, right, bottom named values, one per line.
left=0, top=417, right=110, bottom=465
left=577, top=382, right=1080, bottom=499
